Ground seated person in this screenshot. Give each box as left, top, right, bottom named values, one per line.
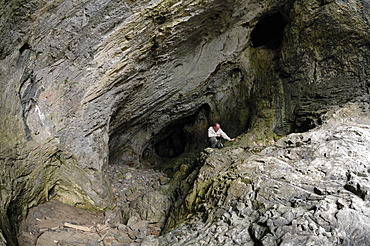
left=208, top=123, right=235, bottom=148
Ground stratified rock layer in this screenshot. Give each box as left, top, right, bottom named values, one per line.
left=0, top=0, right=369, bottom=245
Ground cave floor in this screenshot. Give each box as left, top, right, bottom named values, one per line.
left=17, top=164, right=169, bottom=246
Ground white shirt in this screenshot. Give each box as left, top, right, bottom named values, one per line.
left=208, top=126, right=231, bottom=141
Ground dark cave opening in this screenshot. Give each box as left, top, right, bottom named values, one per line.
left=251, top=12, right=287, bottom=49
left=108, top=104, right=212, bottom=171
left=154, top=125, right=188, bottom=159
left=151, top=104, right=212, bottom=160
left=139, top=104, right=213, bottom=175
left=6, top=201, right=20, bottom=246
left=292, top=111, right=323, bottom=133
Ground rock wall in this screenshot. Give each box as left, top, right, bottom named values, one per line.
left=0, top=0, right=369, bottom=245
left=153, top=100, right=370, bottom=245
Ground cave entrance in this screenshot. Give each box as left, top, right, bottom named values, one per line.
left=154, top=125, right=187, bottom=159
left=142, top=104, right=212, bottom=175
left=251, top=12, right=288, bottom=49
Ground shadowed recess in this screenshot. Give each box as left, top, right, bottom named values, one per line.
left=251, top=12, right=287, bottom=49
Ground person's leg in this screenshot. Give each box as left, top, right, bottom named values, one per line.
left=216, top=141, right=223, bottom=148
left=209, top=137, right=218, bottom=148
left=216, top=137, right=223, bottom=148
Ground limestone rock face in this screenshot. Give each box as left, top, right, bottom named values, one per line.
left=0, top=0, right=369, bottom=245
left=151, top=101, right=370, bottom=245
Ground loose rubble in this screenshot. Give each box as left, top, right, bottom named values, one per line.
left=18, top=165, right=170, bottom=245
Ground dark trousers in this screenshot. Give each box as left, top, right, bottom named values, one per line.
left=209, top=137, right=223, bottom=148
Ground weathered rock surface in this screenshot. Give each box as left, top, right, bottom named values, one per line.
left=0, top=0, right=369, bottom=245
left=150, top=101, right=370, bottom=245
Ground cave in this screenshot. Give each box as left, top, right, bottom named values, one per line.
left=292, top=111, right=323, bottom=133
left=251, top=12, right=287, bottom=49
left=141, top=104, right=213, bottom=170
left=154, top=124, right=188, bottom=159
left=2, top=0, right=370, bottom=244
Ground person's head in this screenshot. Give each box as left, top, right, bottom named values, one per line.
left=213, top=123, right=220, bottom=131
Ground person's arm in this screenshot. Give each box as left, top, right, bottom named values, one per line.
left=219, top=129, right=231, bottom=141
left=208, top=127, right=218, bottom=138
